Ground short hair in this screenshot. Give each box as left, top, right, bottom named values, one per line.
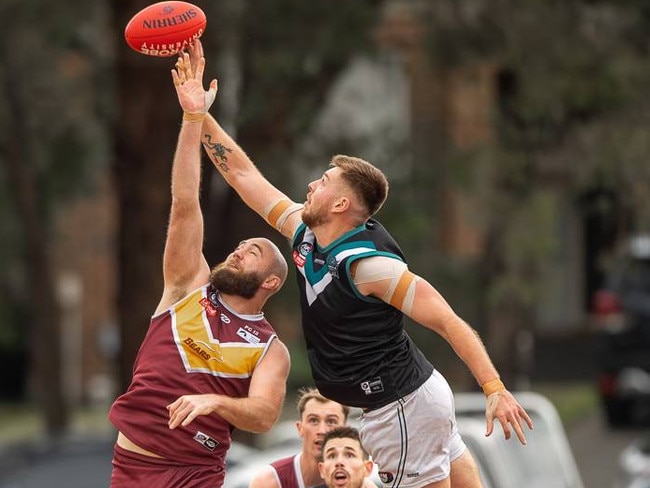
left=330, top=155, right=388, bottom=217
left=296, top=387, right=350, bottom=422
left=320, top=426, right=369, bottom=461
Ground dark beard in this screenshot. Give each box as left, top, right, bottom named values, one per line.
left=209, top=264, right=264, bottom=299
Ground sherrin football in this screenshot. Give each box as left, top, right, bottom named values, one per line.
left=124, top=1, right=206, bottom=57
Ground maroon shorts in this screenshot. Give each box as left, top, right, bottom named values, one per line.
left=110, top=444, right=225, bottom=488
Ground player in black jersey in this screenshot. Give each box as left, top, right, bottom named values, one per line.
left=178, top=40, right=533, bottom=488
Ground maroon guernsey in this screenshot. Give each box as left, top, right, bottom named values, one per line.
left=109, top=284, right=278, bottom=470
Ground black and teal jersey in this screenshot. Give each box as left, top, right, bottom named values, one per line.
left=291, top=218, right=433, bottom=409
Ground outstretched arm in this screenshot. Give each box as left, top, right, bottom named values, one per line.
left=201, top=114, right=303, bottom=240
left=185, top=40, right=303, bottom=240
left=154, top=53, right=218, bottom=314
left=352, top=257, right=534, bottom=445
left=406, top=278, right=533, bottom=444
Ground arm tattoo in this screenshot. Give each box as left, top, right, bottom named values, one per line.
left=203, top=134, right=233, bottom=172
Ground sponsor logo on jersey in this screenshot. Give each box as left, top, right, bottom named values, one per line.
left=193, top=431, right=219, bottom=451
left=360, top=377, right=384, bottom=395
left=293, top=241, right=313, bottom=267
left=199, top=297, right=219, bottom=317
left=236, top=326, right=261, bottom=345
left=220, top=313, right=231, bottom=324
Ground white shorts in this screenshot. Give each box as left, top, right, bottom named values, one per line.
left=359, top=370, right=467, bottom=487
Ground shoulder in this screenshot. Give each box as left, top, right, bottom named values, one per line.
left=268, top=338, right=291, bottom=363
left=365, top=219, right=402, bottom=248
left=270, top=454, right=296, bottom=469
left=249, top=464, right=281, bottom=488
left=257, top=338, right=291, bottom=373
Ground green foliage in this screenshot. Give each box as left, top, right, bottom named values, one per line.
left=0, top=1, right=111, bottom=353
left=420, top=0, right=650, bottom=319
left=237, top=0, right=380, bottom=148
left=0, top=1, right=110, bottom=201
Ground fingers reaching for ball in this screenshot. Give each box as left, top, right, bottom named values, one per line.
left=171, top=51, right=217, bottom=115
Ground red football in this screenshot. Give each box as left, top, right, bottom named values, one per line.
left=124, top=1, right=206, bottom=57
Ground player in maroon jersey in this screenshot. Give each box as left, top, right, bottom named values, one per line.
left=249, top=388, right=378, bottom=488
left=108, top=52, right=291, bottom=488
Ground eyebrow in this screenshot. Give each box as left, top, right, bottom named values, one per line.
left=324, top=445, right=358, bottom=455
left=239, top=241, right=264, bottom=255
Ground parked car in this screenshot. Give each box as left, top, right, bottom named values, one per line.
left=618, top=435, right=650, bottom=488
left=591, top=234, right=650, bottom=427
left=225, top=392, right=582, bottom=488
left=224, top=409, right=383, bottom=488
left=454, top=391, right=584, bottom=488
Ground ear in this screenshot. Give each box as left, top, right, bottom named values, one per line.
left=317, top=461, right=325, bottom=479
left=364, top=459, right=374, bottom=476
left=331, top=197, right=350, bottom=214
left=262, top=275, right=281, bottom=291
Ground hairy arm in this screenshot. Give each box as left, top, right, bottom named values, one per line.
left=167, top=338, right=291, bottom=433
left=183, top=40, right=302, bottom=239
left=200, top=115, right=302, bottom=239
left=155, top=116, right=209, bottom=314
left=154, top=53, right=218, bottom=314
left=353, top=257, right=533, bottom=444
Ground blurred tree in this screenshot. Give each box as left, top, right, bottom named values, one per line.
left=0, top=0, right=109, bottom=435
left=110, top=0, right=381, bottom=392
left=418, top=0, right=650, bottom=384
left=111, top=0, right=184, bottom=393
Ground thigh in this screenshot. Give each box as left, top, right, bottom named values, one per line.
left=449, top=449, right=482, bottom=488
left=360, top=371, right=467, bottom=488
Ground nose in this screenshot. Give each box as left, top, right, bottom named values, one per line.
left=307, top=180, right=317, bottom=192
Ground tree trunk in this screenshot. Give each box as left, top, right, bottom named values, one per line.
left=1, top=62, right=68, bottom=436
left=112, top=0, right=182, bottom=393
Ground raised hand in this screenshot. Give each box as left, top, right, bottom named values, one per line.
left=171, top=50, right=217, bottom=116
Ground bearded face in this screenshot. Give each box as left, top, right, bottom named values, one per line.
left=301, top=198, right=331, bottom=228
left=209, top=263, right=265, bottom=299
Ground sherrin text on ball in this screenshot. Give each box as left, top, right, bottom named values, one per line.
left=124, top=1, right=207, bottom=57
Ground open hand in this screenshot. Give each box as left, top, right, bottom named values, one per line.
left=167, top=393, right=218, bottom=429
left=485, top=390, right=534, bottom=444
left=171, top=49, right=217, bottom=115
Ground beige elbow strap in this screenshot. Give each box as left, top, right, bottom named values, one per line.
left=353, top=257, right=418, bottom=314
left=263, top=199, right=303, bottom=232
left=389, top=270, right=417, bottom=314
